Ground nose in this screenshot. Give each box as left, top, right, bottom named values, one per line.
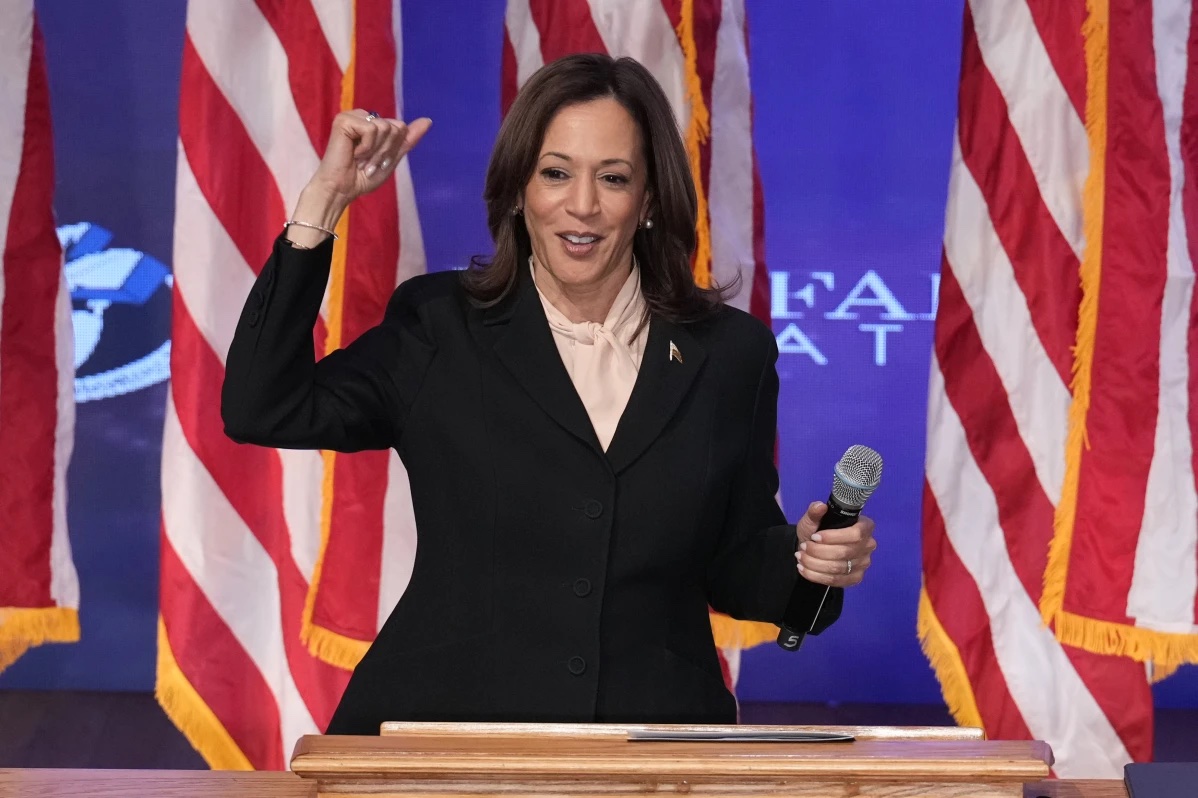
left=565, top=175, right=600, bottom=220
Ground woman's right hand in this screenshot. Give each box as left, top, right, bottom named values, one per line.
left=287, top=110, right=432, bottom=246
left=310, top=110, right=432, bottom=203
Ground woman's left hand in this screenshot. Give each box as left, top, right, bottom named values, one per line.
left=793, top=501, right=876, bottom=588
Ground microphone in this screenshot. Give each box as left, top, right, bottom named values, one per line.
left=777, top=444, right=883, bottom=651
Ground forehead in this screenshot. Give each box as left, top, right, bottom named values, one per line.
left=540, top=97, right=643, bottom=160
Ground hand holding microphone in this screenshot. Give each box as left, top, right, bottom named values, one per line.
left=794, top=501, right=877, bottom=588
left=778, top=445, right=882, bottom=651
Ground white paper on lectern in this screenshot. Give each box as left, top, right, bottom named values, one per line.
left=626, top=730, right=855, bottom=743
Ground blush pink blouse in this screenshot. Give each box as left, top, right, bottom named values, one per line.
left=532, top=260, right=649, bottom=451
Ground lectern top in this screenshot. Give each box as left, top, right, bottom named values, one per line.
left=292, top=728, right=1052, bottom=784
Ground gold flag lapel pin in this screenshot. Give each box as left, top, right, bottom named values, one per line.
left=669, top=340, right=683, bottom=364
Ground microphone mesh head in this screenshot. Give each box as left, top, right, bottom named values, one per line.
left=832, top=445, right=883, bottom=510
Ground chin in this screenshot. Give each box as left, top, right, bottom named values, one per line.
left=547, top=263, right=605, bottom=287
left=542, top=250, right=611, bottom=283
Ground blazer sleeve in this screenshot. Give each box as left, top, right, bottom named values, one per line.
left=221, top=235, right=437, bottom=453
left=705, top=329, right=843, bottom=636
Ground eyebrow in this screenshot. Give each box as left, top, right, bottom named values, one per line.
left=539, top=152, right=634, bottom=169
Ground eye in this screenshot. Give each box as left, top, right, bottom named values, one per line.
left=601, top=174, right=630, bottom=185
left=541, top=168, right=568, bottom=181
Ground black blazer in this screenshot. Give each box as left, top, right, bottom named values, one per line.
left=222, top=236, right=842, bottom=734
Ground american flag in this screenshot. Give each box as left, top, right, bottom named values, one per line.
left=922, top=0, right=1198, bottom=777
left=504, top=0, right=780, bottom=686
left=158, top=0, right=423, bottom=769
left=0, top=2, right=78, bottom=675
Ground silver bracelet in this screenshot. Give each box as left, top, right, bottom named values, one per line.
left=283, top=220, right=338, bottom=240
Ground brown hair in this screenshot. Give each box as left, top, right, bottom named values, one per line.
left=462, top=53, right=732, bottom=321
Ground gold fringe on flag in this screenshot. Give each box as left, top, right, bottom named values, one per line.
left=676, top=0, right=713, bottom=289
left=302, top=212, right=362, bottom=667
left=300, top=533, right=371, bottom=670
left=1053, top=611, right=1198, bottom=671
left=916, top=586, right=985, bottom=731
left=301, top=1, right=371, bottom=672
left=708, top=612, right=778, bottom=651
left=155, top=617, right=253, bottom=770
left=0, top=606, right=79, bottom=674
left=1040, top=0, right=1108, bottom=634
left=301, top=436, right=372, bottom=669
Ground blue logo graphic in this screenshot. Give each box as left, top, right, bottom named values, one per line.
left=58, top=223, right=173, bottom=403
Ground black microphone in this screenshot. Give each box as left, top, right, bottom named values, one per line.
left=777, top=444, right=883, bottom=651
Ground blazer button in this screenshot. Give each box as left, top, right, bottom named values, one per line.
left=583, top=500, right=603, bottom=519
left=568, top=656, right=586, bottom=676
left=247, top=310, right=261, bottom=327
left=573, top=578, right=592, bottom=597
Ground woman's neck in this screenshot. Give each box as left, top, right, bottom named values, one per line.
left=532, top=256, right=634, bottom=324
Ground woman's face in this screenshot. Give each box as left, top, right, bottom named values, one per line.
left=522, top=97, right=651, bottom=294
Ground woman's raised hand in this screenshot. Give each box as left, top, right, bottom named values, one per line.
left=310, top=110, right=432, bottom=202
left=287, top=110, right=431, bottom=247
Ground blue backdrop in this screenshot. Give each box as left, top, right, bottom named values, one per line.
left=3, top=0, right=1194, bottom=710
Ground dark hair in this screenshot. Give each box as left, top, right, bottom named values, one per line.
left=462, top=53, right=731, bottom=321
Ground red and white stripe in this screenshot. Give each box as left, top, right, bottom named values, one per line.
left=1036, top=0, right=1198, bottom=677
left=503, top=0, right=775, bottom=683
left=0, top=1, right=79, bottom=672
left=923, top=0, right=1198, bottom=777
left=1043, top=0, right=1198, bottom=668
left=160, top=0, right=423, bottom=769
left=1123, top=0, right=1198, bottom=639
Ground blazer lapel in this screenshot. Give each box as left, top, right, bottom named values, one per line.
left=605, top=315, right=706, bottom=475
left=487, top=271, right=604, bottom=457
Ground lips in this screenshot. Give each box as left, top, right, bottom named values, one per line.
left=559, top=232, right=602, bottom=245
left=557, top=231, right=603, bottom=257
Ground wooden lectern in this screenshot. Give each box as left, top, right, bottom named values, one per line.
left=290, top=723, right=1053, bottom=798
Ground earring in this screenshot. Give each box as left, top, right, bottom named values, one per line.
left=639, top=218, right=654, bottom=229
left=512, top=206, right=523, bottom=216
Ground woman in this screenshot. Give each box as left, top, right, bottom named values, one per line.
left=222, top=54, right=877, bottom=734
